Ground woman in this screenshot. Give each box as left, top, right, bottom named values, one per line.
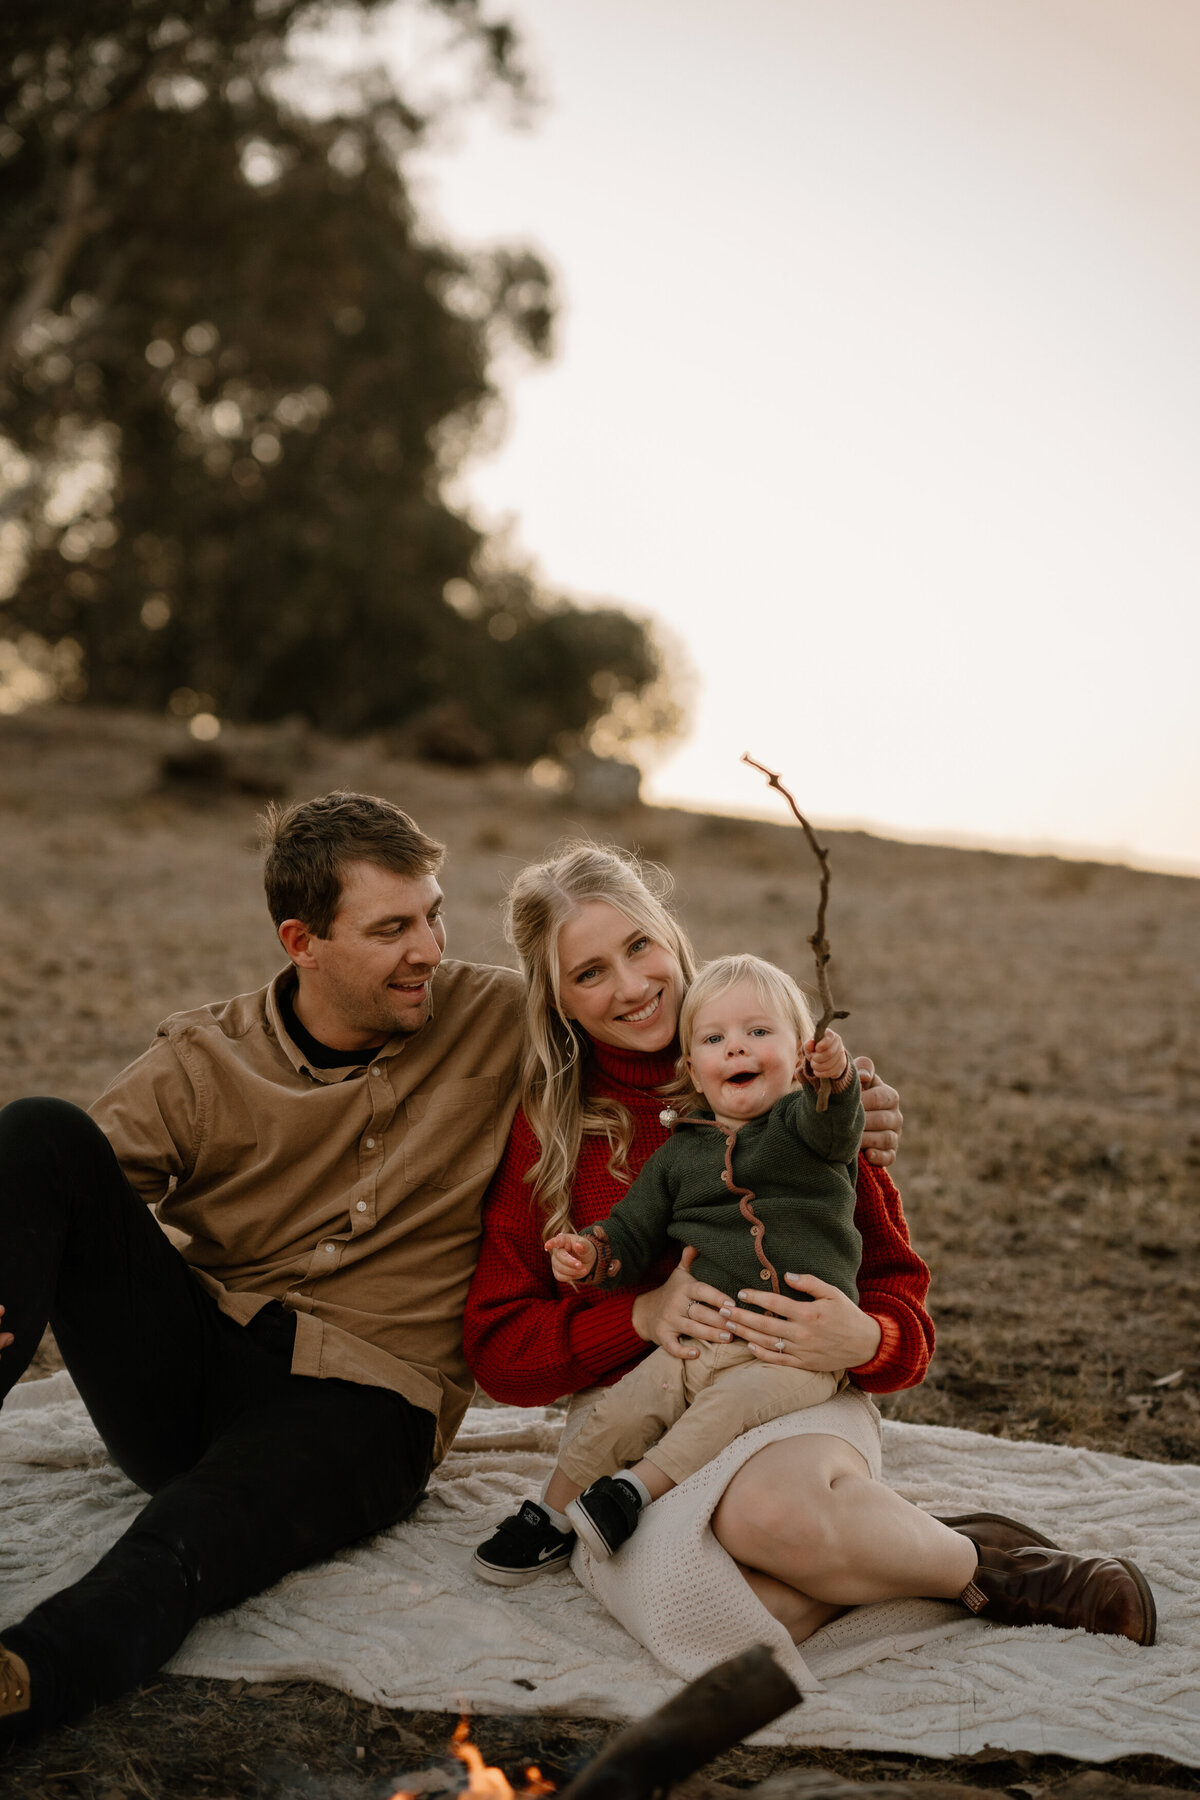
left=463, top=844, right=1154, bottom=1665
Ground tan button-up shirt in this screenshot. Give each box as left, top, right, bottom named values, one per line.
left=89, top=959, right=524, bottom=1460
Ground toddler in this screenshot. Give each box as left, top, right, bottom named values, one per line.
left=474, top=953, right=863, bottom=1580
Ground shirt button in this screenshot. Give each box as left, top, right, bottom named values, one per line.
left=371, top=1066, right=384, bottom=1078
left=365, top=1137, right=376, bottom=1149
left=760, top=1269, right=771, bottom=1281
left=325, top=1243, right=336, bottom=1253
left=356, top=1201, right=367, bottom=1213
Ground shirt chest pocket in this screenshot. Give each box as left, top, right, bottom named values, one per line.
left=403, top=1077, right=499, bottom=1190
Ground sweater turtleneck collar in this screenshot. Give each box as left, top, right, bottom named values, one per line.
left=588, top=1034, right=679, bottom=1092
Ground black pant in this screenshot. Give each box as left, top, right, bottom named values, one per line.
left=0, top=1098, right=435, bottom=1734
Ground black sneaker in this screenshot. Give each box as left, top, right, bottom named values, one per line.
left=566, top=1476, right=643, bottom=1561
left=473, top=1500, right=575, bottom=1586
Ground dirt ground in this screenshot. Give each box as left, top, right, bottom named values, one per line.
left=1, top=705, right=1197, bottom=1799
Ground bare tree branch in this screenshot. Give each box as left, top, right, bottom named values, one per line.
left=0, top=43, right=184, bottom=388
left=742, top=752, right=849, bottom=1112
left=0, top=139, right=103, bottom=385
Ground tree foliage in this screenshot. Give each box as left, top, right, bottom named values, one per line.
left=0, top=0, right=677, bottom=761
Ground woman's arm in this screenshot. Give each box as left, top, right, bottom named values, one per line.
left=463, top=1111, right=672, bottom=1405
left=717, top=1157, right=934, bottom=1392
left=845, top=1158, right=934, bottom=1389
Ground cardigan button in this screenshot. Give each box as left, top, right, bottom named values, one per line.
left=760, top=1269, right=771, bottom=1281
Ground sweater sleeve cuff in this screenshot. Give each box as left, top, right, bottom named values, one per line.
left=848, top=1309, right=899, bottom=1378
left=829, top=1053, right=857, bottom=1096
left=800, top=1051, right=855, bottom=1094
left=569, top=1296, right=647, bottom=1379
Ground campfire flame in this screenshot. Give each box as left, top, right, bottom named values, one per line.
left=451, top=1720, right=516, bottom=1800
left=389, top=1719, right=555, bottom=1800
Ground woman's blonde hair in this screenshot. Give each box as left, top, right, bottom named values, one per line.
left=506, top=842, right=697, bottom=1239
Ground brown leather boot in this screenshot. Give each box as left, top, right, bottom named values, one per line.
left=938, top=1511, right=1061, bottom=1554
left=0, top=1643, right=31, bottom=1720
left=959, top=1544, right=1156, bottom=1645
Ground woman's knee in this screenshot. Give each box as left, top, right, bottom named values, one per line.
left=712, top=1439, right=872, bottom=1562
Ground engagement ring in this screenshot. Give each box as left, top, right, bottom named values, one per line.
left=774, top=1337, right=785, bottom=1353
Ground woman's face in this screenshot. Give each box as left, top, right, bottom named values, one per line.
left=556, top=899, right=684, bottom=1054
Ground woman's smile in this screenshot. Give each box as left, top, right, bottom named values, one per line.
left=616, top=990, right=663, bottom=1025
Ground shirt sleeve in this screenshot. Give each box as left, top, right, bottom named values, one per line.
left=87, top=1028, right=201, bottom=1205
left=463, top=1110, right=666, bottom=1406
left=846, top=1157, right=934, bottom=1392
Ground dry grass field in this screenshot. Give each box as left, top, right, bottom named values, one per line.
left=1, top=706, right=1197, bottom=1799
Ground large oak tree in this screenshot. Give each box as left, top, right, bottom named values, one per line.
left=0, top=0, right=673, bottom=761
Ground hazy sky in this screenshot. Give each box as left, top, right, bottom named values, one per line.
left=348, top=0, right=1199, bottom=872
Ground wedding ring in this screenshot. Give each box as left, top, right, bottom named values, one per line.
left=774, top=1337, right=785, bottom=1353
left=686, top=1300, right=696, bottom=1320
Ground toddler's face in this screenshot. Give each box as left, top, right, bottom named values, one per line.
left=684, top=978, right=802, bottom=1129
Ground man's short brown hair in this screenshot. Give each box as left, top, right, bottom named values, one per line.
left=261, top=791, right=446, bottom=937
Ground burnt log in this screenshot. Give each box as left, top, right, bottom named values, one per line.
left=557, top=1644, right=801, bottom=1800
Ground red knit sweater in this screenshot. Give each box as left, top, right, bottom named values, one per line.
left=463, top=1038, right=934, bottom=1407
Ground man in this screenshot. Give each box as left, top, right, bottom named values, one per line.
left=0, top=791, right=1150, bottom=1739
left=0, top=791, right=526, bottom=1737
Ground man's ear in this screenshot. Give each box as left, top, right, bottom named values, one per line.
left=278, top=919, right=320, bottom=968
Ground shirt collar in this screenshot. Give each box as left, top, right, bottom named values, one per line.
left=266, top=968, right=409, bottom=1084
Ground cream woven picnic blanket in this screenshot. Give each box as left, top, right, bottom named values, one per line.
left=2, top=1371, right=1197, bottom=1763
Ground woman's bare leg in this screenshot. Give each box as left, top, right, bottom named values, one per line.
left=712, top=1434, right=977, bottom=1638
left=735, top=1564, right=847, bottom=1642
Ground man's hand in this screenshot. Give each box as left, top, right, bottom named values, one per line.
left=856, top=1058, right=903, bottom=1167
left=547, top=1232, right=600, bottom=1282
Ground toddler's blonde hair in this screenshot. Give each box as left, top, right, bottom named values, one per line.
left=677, top=954, right=815, bottom=1101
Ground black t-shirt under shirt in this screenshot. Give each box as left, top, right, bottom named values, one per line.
left=277, top=984, right=387, bottom=1071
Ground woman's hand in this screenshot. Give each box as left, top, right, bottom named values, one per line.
left=856, top=1059, right=903, bottom=1167
left=0, top=1304, right=11, bottom=1355
left=629, top=1246, right=735, bottom=1361
left=719, top=1272, right=883, bottom=1371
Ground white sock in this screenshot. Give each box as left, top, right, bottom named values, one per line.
left=614, top=1471, right=653, bottom=1509
left=538, top=1484, right=573, bottom=1533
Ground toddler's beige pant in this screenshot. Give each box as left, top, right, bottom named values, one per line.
left=556, top=1340, right=842, bottom=1490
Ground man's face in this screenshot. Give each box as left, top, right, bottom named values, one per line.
left=293, top=860, right=447, bottom=1050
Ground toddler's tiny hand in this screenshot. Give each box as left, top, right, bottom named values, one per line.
left=805, top=1029, right=849, bottom=1080
left=547, top=1233, right=597, bottom=1281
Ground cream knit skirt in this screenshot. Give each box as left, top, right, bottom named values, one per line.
left=565, top=1384, right=885, bottom=1692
